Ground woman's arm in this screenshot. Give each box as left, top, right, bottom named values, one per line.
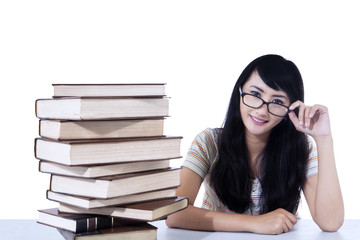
left=166, top=167, right=298, bottom=234
left=289, top=103, right=344, bottom=231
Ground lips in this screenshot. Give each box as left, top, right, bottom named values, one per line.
left=250, top=115, right=269, bottom=126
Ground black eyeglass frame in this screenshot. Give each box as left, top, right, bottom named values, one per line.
left=239, top=87, right=290, bottom=117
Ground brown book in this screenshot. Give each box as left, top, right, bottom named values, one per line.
left=35, top=136, right=182, bottom=165
left=59, top=197, right=189, bottom=221
left=39, top=159, right=174, bottom=178
left=39, top=118, right=165, bottom=140
left=53, top=83, right=165, bottom=97
left=35, top=97, right=169, bottom=120
left=47, top=188, right=177, bottom=209
left=57, top=223, right=157, bottom=240
left=37, top=208, right=133, bottom=233
left=50, top=168, right=181, bottom=198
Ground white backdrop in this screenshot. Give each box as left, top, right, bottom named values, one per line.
left=0, top=0, right=359, bottom=219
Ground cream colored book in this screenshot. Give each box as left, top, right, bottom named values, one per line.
left=35, top=97, right=169, bottom=120
left=39, top=118, right=164, bottom=140
left=35, top=136, right=182, bottom=165
left=47, top=188, right=177, bottom=209
left=39, top=159, right=173, bottom=178
left=53, top=83, right=165, bottom=97
left=50, top=168, right=181, bottom=198
left=59, top=197, right=189, bottom=221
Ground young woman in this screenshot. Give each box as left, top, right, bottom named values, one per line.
left=166, top=54, right=344, bottom=234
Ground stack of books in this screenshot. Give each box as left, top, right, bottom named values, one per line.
left=35, top=84, right=188, bottom=240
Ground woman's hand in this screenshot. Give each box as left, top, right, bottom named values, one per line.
left=250, top=208, right=297, bottom=234
left=288, top=101, right=331, bottom=139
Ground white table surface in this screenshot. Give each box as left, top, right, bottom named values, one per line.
left=0, top=219, right=359, bottom=240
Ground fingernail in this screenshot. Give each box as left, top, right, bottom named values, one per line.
left=305, top=122, right=309, bottom=127
left=299, top=121, right=303, bottom=125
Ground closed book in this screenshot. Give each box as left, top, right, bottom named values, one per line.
left=35, top=136, right=182, bottom=166
left=35, top=97, right=169, bottom=120
left=53, top=83, right=165, bottom=97
left=50, top=168, right=181, bottom=198
left=47, top=188, right=177, bottom=209
left=39, top=159, right=173, bottom=178
left=57, top=223, right=157, bottom=240
left=39, top=118, right=165, bottom=140
left=37, top=208, right=130, bottom=233
left=59, top=197, right=189, bottom=221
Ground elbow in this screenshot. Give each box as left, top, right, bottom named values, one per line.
left=316, top=216, right=344, bottom=232
left=165, top=213, right=180, bottom=229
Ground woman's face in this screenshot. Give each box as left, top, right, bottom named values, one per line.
left=240, top=70, right=291, bottom=139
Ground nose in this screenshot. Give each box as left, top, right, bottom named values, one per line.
left=256, top=103, right=269, bottom=116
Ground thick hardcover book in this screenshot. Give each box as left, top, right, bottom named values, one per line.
left=37, top=208, right=132, bottom=233
left=53, top=83, right=165, bottom=97
left=47, top=188, right=177, bottom=209
left=57, top=222, right=157, bottom=240
left=39, top=118, right=165, bottom=140
left=35, top=136, right=182, bottom=165
left=39, top=159, right=174, bottom=178
left=50, top=168, right=181, bottom=198
left=35, top=97, right=169, bottom=120
left=59, top=197, right=189, bottom=221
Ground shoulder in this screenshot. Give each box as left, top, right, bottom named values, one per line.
left=193, top=128, right=221, bottom=145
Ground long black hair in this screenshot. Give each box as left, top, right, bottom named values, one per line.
left=210, top=54, right=309, bottom=214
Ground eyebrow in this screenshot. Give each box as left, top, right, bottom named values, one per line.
left=249, top=85, right=288, bottom=99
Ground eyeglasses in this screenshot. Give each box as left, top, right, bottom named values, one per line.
left=239, top=87, right=289, bottom=117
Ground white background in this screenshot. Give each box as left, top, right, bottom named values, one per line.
left=0, top=0, right=359, bottom=220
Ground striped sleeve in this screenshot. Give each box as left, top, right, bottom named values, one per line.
left=182, top=128, right=218, bottom=179
left=306, top=136, right=318, bottom=178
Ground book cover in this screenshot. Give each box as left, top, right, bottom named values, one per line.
left=57, top=222, right=157, bottom=240
left=35, top=97, right=169, bottom=120
left=37, top=208, right=134, bottom=233
left=59, top=197, right=189, bottom=221
left=46, top=188, right=177, bottom=209
left=35, top=136, right=182, bottom=165
left=49, top=168, right=181, bottom=198
left=53, top=83, right=165, bottom=97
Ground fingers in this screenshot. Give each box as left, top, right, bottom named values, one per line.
left=289, top=101, right=321, bottom=129
left=273, top=209, right=297, bottom=234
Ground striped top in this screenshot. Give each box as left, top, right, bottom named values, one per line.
left=182, top=128, right=318, bottom=215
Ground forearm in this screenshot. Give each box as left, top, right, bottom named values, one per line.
left=166, top=204, right=254, bottom=232
left=313, top=135, right=344, bottom=230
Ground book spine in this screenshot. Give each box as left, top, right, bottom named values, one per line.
left=75, top=216, right=113, bottom=233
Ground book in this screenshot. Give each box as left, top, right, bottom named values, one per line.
left=35, top=97, right=169, bottom=120
left=37, top=208, right=130, bottom=233
left=39, top=118, right=165, bottom=140
left=59, top=197, right=189, bottom=221
left=50, top=168, right=181, bottom=198
left=53, top=83, right=165, bottom=97
left=35, top=136, right=182, bottom=165
left=39, top=159, right=173, bottom=178
left=57, top=223, right=157, bottom=240
left=47, top=188, right=177, bottom=209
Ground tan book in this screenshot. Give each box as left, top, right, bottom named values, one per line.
left=46, top=188, right=177, bottom=209
left=59, top=197, right=189, bottom=221
left=50, top=168, right=181, bottom=198
left=35, top=97, right=169, bottom=120
left=37, top=208, right=131, bottom=233
left=39, top=118, right=165, bottom=140
left=39, top=159, right=174, bottom=178
left=35, top=136, right=182, bottom=165
left=53, top=83, right=165, bottom=97
left=57, top=223, right=157, bottom=240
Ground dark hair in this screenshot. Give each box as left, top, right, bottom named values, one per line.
left=210, top=54, right=309, bottom=214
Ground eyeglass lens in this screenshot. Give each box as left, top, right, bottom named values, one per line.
left=243, top=95, right=288, bottom=116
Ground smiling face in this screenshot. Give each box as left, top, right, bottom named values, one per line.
left=240, top=70, right=291, bottom=139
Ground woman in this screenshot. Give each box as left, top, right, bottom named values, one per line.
left=166, top=54, right=344, bottom=234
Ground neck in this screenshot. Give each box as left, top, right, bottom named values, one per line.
left=245, top=131, right=269, bottom=178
